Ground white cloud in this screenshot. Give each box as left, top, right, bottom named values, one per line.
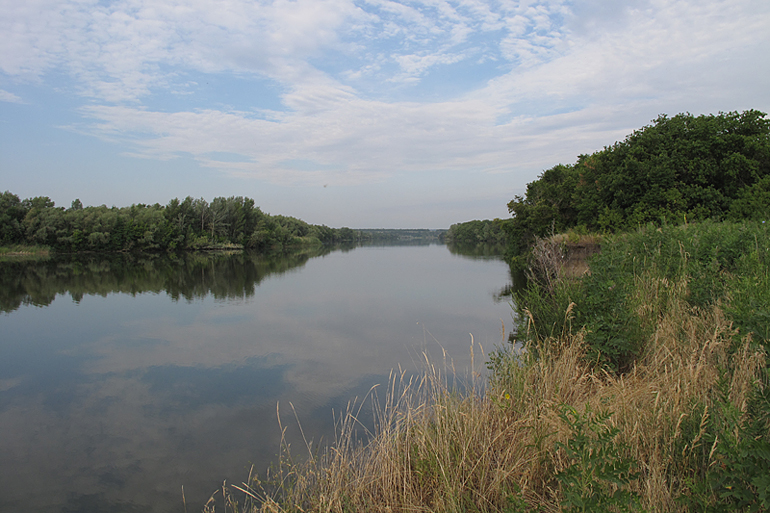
left=392, top=51, right=467, bottom=79
left=76, top=86, right=642, bottom=192
left=481, top=0, right=770, bottom=117
left=0, top=0, right=363, bottom=100
left=0, top=89, right=24, bottom=103
left=77, top=94, right=495, bottom=185
left=1, top=0, right=579, bottom=101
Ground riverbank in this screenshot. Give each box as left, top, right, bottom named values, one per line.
left=0, top=240, right=309, bottom=258
left=209, top=220, right=769, bottom=512
left=0, top=245, right=51, bottom=257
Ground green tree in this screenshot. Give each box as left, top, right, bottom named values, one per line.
left=505, top=110, right=770, bottom=262
left=0, top=191, right=28, bottom=244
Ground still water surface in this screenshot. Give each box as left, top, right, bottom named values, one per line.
left=0, top=244, right=515, bottom=512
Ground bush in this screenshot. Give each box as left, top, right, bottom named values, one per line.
left=516, top=220, right=770, bottom=370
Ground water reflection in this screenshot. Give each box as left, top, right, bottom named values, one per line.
left=446, top=242, right=527, bottom=303
left=0, top=245, right=514, bottom=513
left=446, top=241, right=508, bottom=259
left=0, top=248, right=336, bottom=313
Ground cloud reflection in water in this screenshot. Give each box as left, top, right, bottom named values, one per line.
left=0, top=245, right=514, bottom=512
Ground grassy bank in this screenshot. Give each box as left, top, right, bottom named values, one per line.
left=208, top=221, right=769, bottom=512
left=0, top=244, right=51, bottom=257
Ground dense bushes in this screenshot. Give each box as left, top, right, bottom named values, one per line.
left=494, top=220, right=770, bottom=509
left=0, top=192, right=361, bottom=252
left=445, top=219, right=507, bottom=244
left=505, top=110, right=770, bottom=264
left=517, top=221, right=770, bottom=369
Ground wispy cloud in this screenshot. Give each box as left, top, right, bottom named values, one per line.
left=0, top=89, right=24, bottom=103
left=1, top=0, right=361, bottom=100
left=0, top=0, right=578, bottom=101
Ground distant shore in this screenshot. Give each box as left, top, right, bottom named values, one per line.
left=0, top=245, right=51, bottom=257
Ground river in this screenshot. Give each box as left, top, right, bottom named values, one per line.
left=0, top=243, right=516, bottom=512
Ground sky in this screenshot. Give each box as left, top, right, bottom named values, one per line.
left=1, top=0, right=769, bottom=228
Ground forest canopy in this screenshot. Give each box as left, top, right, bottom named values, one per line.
left=0, top=193, right=362, bottom=252
left=504, top=110, right=770, bottom=258
left=445, top=219, right=507, bottom=245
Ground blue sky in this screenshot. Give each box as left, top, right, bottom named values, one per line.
left=1, top=0, right=769, bottom=228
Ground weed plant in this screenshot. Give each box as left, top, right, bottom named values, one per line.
left=555, top=405, right=641, bottom=512
left=205, top=221, right=769, bottom=512
left=518, top=220, right=770, bottom=368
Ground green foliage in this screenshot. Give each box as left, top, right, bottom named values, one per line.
left=502, top=482, right=530, bottom=513
left=708, top=393, right=770, bottom=511
left=0, top=192, right=363, bottom=253
left=505, top=110, right=770, bottom=262
left=679, top=372, right=770, bottom=512
left=506, top=163, right=578, bottom=261
left=0, top=191, right=27, bottom=245
left=446, top=219, right=509, bottom=245
left=513, top=272, right=575, bottom=342
left=515, top=220, right=770, bottom=370
left=508, top=219, right=770, bottom=510
left=575, top=269, right=642, bottom=370
left=555, top=405, right=641, bottom=513
left=729, top=176, right=770, bottom=221
left=723, top=227, right=770, bottom=347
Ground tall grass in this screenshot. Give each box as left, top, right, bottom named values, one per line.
left=206, top=221, right=769, bottom=512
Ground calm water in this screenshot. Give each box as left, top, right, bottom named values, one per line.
left=0, top=244, right=516, bottom=513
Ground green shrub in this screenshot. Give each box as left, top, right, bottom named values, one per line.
left=515, top=220, right=770, bottom=370
left=555, top=404, right=642, bottom=513
left=679, top=372, right=770, bottom=512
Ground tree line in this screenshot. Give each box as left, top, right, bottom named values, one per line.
left=0, top=193, right=365, bottom=252
left=445, top=219, right=507, bottom=244
left=503, top=109, right=770, bottom=261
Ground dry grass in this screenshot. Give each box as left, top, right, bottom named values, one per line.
left=206, top=268, right=765, bottom=513
left=528, top=233, right=601, bottom=289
